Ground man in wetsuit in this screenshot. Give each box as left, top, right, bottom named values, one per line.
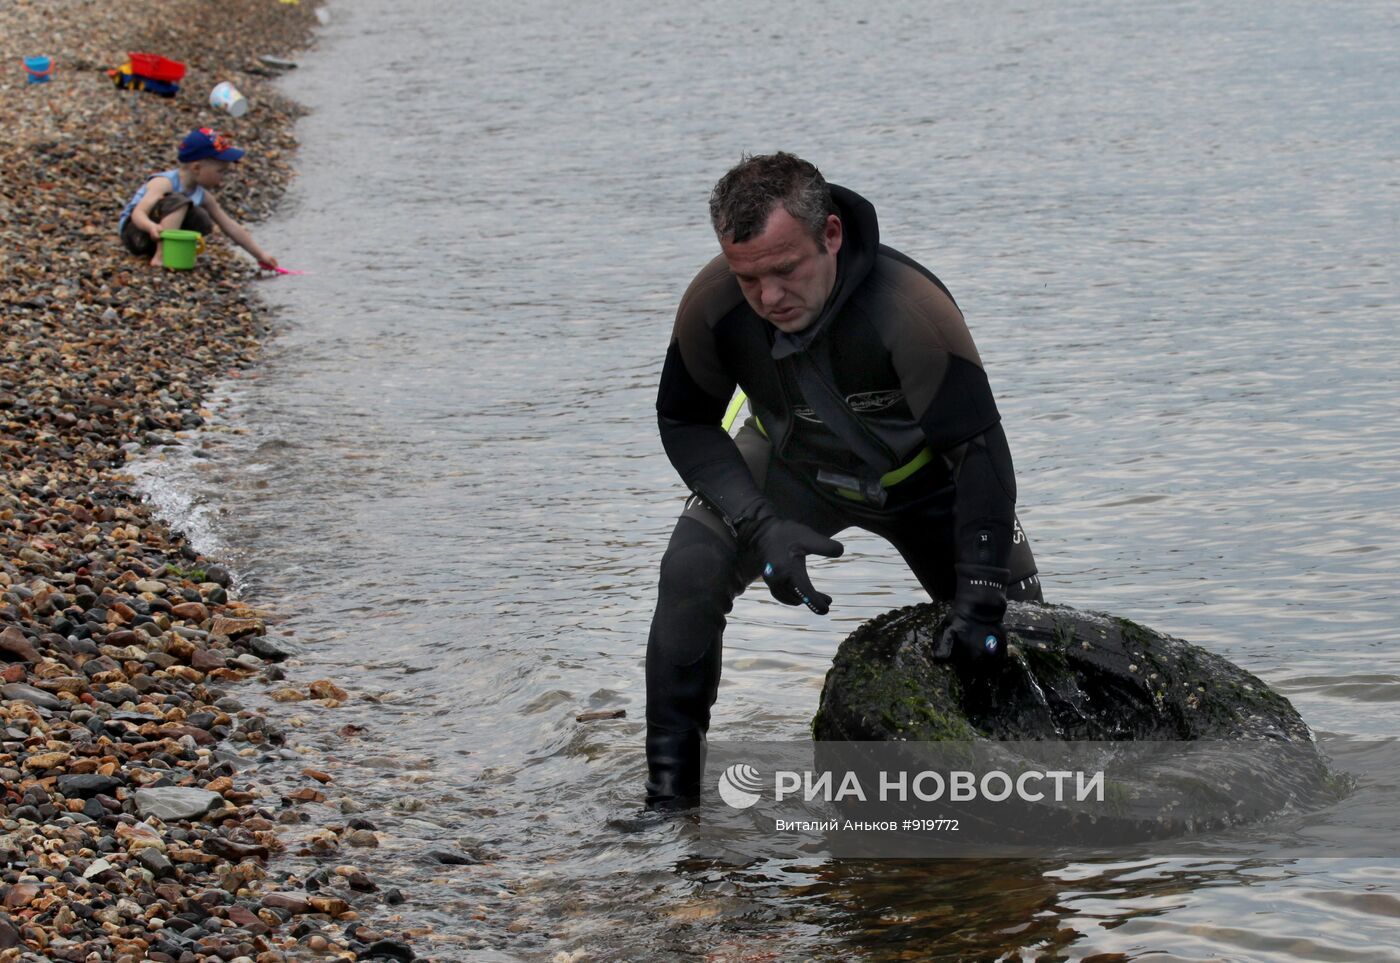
left=645, top=152, right=1044, bottom=811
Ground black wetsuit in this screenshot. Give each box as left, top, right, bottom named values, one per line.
left=645, top=183, right=1043, bottom=810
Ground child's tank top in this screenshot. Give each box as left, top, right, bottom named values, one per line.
left=117, top=168, right=207, bottom=234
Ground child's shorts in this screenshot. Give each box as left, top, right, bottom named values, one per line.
left=121, top=193, right=214, bottom=257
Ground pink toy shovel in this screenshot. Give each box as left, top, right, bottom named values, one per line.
left=258, top=261, right=309, bottom=276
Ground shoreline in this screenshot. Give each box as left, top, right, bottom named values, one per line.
left=1, top=2, right=418, bottom=961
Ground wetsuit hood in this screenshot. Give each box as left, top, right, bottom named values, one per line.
left=770, top=182, right=880, bottom=360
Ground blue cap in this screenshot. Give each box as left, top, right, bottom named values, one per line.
left=177, top=127, right=245, bottom=163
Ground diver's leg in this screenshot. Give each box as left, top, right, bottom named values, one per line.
left=876, top=508, right=1043, bottom=604
left=871, top=506, right=958, bottom=603
left=644, top=422, right=845, bottom=810
left=643, top=513, right=751, bottom=810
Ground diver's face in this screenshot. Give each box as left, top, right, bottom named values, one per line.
left=721, top=206, right=843, bottom=334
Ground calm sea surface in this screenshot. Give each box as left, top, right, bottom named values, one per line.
left=135, top=0, right=1400, bottom=959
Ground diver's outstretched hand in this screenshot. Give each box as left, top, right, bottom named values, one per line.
left=741, top=507, right=843, bottom=615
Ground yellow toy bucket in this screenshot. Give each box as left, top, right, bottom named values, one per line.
left=160, top=229, right=201, bottom=270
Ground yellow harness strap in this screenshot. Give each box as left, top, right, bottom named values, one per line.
left=720, top=391, right=748, bottom=433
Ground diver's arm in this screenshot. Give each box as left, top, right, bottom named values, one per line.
left=933, top=424, right=1018, bottom=665
left=947, top=423, right=1017, bottom=570
left=881, top=269, right=1015, bottom=663
left=656, top=338, right=767, bottom=530
left=656, top=415, right=767, bottom=529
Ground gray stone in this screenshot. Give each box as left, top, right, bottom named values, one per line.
left=136, top=849, right=175, bottom=879
left=247, top=635, right=297, bottom=661
left=94, top=684, right=141, bottom=706
left=133, top=787, right=227, bottom=822
left=364, top=939, right=415, bottom=961
left=425, top=849, right=477, bottom=865
left=57, top=774, right=123, bottom=799
left=0, top=683, right=63, bottom=710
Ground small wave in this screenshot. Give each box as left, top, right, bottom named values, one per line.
left=128, top=450, right=237, bottom=590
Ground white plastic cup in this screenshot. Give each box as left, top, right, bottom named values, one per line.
left=209, top=81, right=249, bottom=118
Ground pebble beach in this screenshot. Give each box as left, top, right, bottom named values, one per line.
left=1, top=2, right=421, bottom=960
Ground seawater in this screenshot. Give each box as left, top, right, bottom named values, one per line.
left=134, top=0, right=1400, bottom=959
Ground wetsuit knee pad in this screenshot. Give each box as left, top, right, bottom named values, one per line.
left=659, top=517, right=739, bottom=591
left=655, top=517, right=742, bottom=666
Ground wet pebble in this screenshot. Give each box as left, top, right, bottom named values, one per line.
left=425, top=849, right=478, bottom=866
left=133, top=787, right=227, bottom=821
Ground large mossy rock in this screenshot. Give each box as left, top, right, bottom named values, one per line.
left=811, top=601, right=1343, bottom=845
left=814, top=600, right=1313, bottom=743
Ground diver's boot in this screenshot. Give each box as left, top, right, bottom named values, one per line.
left=644, top=630, right=722, bottom=812
left=643, top=725, right=707, bottom=811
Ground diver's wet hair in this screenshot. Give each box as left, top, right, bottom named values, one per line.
left=709, top=151, right=835, bottom=248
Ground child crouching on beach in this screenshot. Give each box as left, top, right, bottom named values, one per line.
left=117, top=127, right=278, bottom=270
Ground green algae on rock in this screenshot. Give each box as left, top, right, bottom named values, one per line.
left=814, top=600, right=1314, bottom=743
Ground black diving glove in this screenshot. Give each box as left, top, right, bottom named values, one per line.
left=737, top=503, right=844, bottom=615
left=936, top=563, right=1011, bottom=670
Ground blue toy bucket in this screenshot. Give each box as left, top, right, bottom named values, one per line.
left=24, top=56, right=53, bottom=84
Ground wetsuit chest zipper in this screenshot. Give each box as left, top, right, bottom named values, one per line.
left=772, top=359, right=801, bottom=460
left=803, top=351, right=901, bottom=471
